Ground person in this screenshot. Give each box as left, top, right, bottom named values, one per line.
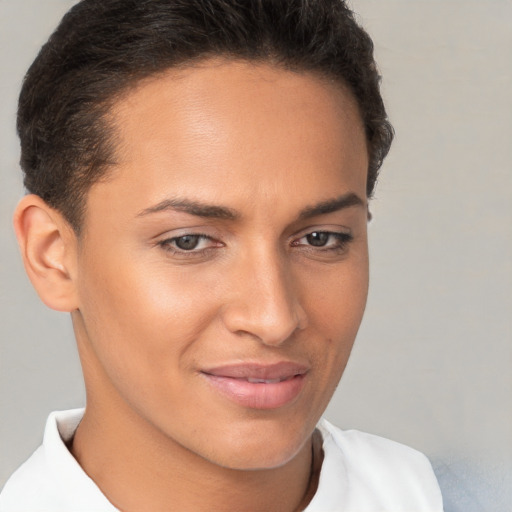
left=0, top=0, right=443, bottom=510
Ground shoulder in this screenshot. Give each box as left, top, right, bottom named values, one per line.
left=322, top=419, right=436, bottom=478
left=0, top=409, right=117, bottom=512
left=0, top=446, right=51, bottom=512
left=306, top=419, right=444, bottom=512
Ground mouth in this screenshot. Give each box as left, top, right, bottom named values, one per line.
left=200, top=362, right=309, bottom=410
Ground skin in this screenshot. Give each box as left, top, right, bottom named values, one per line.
left=15, top=59, right=369, bottom=511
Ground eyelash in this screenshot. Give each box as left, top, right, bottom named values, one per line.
left=158, top=230, right=353, bottom=258
left=291, top=231, right=353, bottom=253
left=158, top=234, right=219, bottom=256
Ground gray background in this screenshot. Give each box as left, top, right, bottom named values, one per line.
left=1, top=1, right=511, bottom=510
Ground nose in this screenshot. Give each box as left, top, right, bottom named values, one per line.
left=220, top=248, right=308, bottom=346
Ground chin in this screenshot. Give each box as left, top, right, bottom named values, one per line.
left=198, top=420, right=312, bottom=471
left=214, top=449, right=302, bottom=471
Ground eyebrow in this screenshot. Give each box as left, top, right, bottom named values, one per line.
left=137, top=198, right=239, bottom=220
left=298, top=193, right=365, bottom=220
left=137, top=192, right=365, bottom=221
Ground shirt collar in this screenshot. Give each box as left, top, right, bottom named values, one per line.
left=44, top=408, right=119, bottom=510
left=45, top=410, right=342, bottom=511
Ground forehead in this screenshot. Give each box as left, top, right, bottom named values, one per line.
left=87, top=59, right=368, bottom=222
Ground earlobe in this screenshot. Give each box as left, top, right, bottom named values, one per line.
left=13, top=194, right=79, bottom=312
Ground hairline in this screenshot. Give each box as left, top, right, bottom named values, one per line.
left=74, top=56, right=366, bottom=237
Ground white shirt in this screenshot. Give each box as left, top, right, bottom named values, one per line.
left=0, top=409, right=443, bottom=511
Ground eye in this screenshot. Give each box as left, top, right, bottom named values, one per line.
left=158, top=234, right=220, bottom=254
left=305, top=232, right=330, bottom=247
left=292, top=230, right=353, bottom=252
left=173, top=234, right=202, bottom=251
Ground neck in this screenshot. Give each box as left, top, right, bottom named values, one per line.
left=72, top=399, right=314, bottom=512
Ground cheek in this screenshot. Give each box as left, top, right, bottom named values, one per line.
left=302, top=251, right=369, bottom=367
left=75, top=249, right=219, bottom=390
left=285, top=253, right=369, bottom=422
left=306, top=252, right=369, bottom=330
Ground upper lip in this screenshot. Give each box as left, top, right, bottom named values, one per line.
left=201, top=362, right=309, bottom=380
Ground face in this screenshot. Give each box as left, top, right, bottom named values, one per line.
left=72, top=59, right=369, bottom=470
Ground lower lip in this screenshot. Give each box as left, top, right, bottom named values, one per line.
left=202, top=373, right=307, bottom=410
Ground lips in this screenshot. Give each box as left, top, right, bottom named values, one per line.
left=201, top=362, right=309, bottom=409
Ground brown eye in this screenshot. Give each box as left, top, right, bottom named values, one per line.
left=306, top=232, right=329, bottom=247
left=174, top=235, right=201, bottom=250
left=292, top=230, right=353, bottom=254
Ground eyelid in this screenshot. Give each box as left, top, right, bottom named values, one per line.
left=293, top=231, right=352, bottom=246
left=290, top=224, right=352, bottom=241
left=154, top=225, right=353, bottom=260
left=289, top=226, right=354, bottom=257
left=157, top=232, right=224, bottom=255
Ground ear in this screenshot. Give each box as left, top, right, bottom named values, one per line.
left=13, top=194, right=79, bottom=312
